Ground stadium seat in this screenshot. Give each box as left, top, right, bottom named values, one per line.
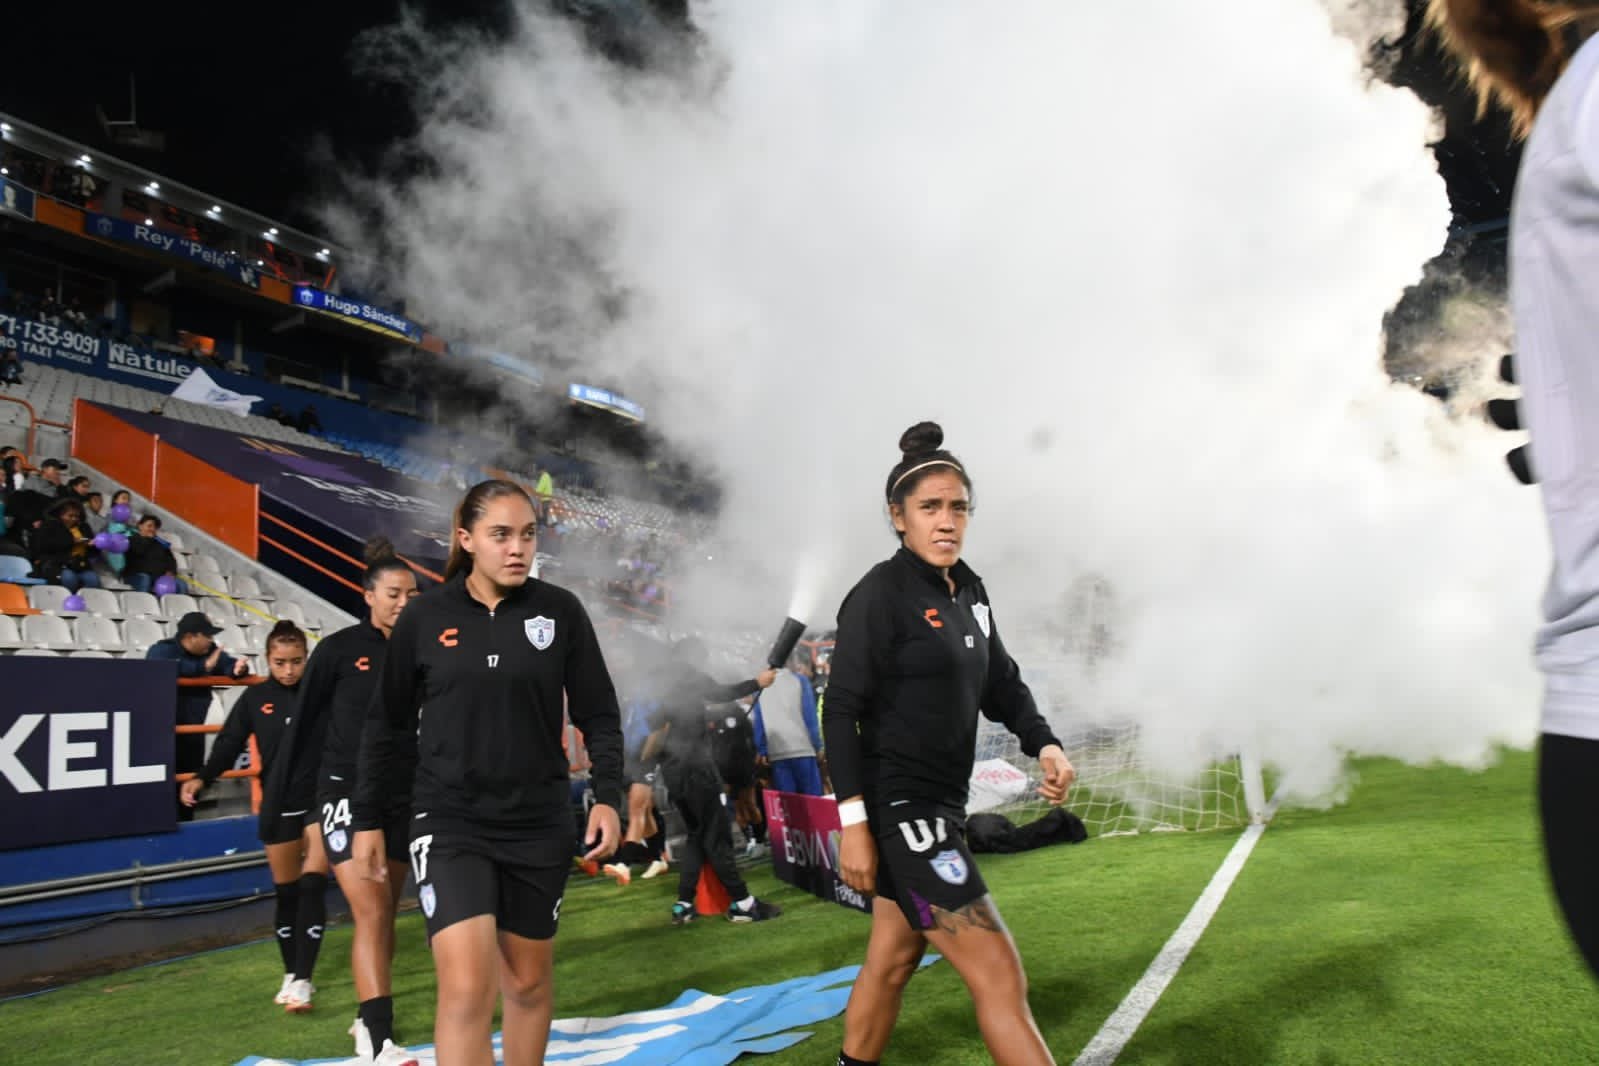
left=0, top=616, right=23, bottom=649
left=199, top=597, right=239, bottom=625
left=70, top=650, right=114, bottom=659
left=121, top=591, right=164, bottom=621
left=79, top=588, right=125, bottom=619
left=163, top=531, right=189, bottom=555
left=215, top=624, right=249, bottom=657
left=27, top=585, right=80, bottom=616
left=160, top=592, right=199, bottom=620
left=0, top=556, right=44, bottom=585
left=124, top=618, right=166, bottom=657
left=74, top=616, right=125, bottom=653
left=21, top=615, right=76, bottom=650
left=274, top=601, right=311, bottom=629
left=12, top=648, right=62, bottom=657
left=230, top=575, right=272, bottom=602
left=0, top=584, right=38, bottom=616
left=233, top=599, right=273, bottom=626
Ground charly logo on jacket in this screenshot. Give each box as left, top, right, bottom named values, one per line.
left=526, top=616, right=555, bottom=651
left=971, top=602, right=991, bottom=638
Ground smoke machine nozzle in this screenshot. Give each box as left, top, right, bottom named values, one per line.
left=768, top=616, right=807, bottom=668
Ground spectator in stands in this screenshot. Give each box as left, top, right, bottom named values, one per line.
left=21, top=457, right=67, bottom=497
left=753, top=652, right=825, bottom=797
left=0, top=349, right=21, bottom=385
left=123, top=514, right=186, bottom=594
left=535, top=468, right=555, bottom=521
left=29, top=497, right=101, bottom=592
left=66, top=475, right=93, bottom=505
left=0, top=450, right=24, bottom=492
left=146, top=611, right=250, bottom=821
left=102, top=490, right=134, bottom=576
left=297, top=404, right=322, bottom=435
left=83, top=491, right=107, bottom=534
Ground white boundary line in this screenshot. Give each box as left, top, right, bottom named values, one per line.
left=1073, top=794, right=1281, bottom=1066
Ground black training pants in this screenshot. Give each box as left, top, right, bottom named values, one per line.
left=1540, top=732, right=1599, bottom=981
left=667, top=763, right=749, bottom=905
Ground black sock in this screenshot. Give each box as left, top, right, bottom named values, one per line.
left=752, top=818, right=767, bottom=844
left=616, top=841, right=651, bottom=866
left=294, top=873, right=328, bottom=981
left=647, top=817, right=667, bottom=860
left=272, top=881, right=299, bottom=974
left=359, top=995, right=396, bottom=1051
left=839, top=1053, right=879, bottom=1066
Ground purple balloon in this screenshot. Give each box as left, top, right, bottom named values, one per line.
left=62, top=594, right=86, bottom=612
left=153, top=575, right=179, bottom=597
left=108, top=533, right=130, bottom=553
left=109, top=503, right=133, bottom=524
left=91, top=532, right=112, bottom=550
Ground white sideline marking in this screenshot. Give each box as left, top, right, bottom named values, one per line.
left=1073, top=797, right=1280, bottom=1066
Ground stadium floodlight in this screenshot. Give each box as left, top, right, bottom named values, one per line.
left=268, top=227, right=278, bottom=236
left=0, top=122, right=10, bottom=133
left=319, top=248, right=330, bottom=257
left=256, top=259, right=264, bottom=266
left=143, top=218, right=153, bottom=226
left=0, top=167, right=7, bottom=176
left=78, top=154, right=91, bottom=165
left=146, top=181, right=159, bottom=192
left=208, top=205, right=220, bottom=215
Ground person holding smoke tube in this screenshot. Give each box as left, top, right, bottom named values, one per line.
left=1429, top=0, right=1599, bottom=981
left=825, top=422, right=1075, bottom=1066
left=351, top=479, right=624, bottom=1066
left=639, top=637, right=785, bottom=925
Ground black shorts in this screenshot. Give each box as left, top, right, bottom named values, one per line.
left=408, top=815, right=573, bottom=941
left=318, top=790, right=411, bottom=866
left=873, top=804, right=989, bottom=932
left=622, top=763, right=658, bottom=791
left=261, top=806, right=317, bottom=847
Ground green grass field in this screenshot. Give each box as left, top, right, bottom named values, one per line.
left=4, top=749, right=1595, bottom=1065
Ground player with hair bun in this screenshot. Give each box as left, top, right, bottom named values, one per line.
left=265, top=537, right=423, bottom=1064
left=825, top=421, right=1075, bottom=1066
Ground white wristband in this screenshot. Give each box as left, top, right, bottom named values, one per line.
left=838, top=799, right=868, bottom=827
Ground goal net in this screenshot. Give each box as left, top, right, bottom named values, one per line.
left=968, top=720, right=1259, bottom=837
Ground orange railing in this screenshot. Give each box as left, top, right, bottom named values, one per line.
left=0, top=394, right=71, bottom=460
left=174, top=676, right=265, bottom=812
left=71, top=399, right=259, bottom=557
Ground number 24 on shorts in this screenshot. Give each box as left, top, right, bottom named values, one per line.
left=321, top=797, right=352, bottom=836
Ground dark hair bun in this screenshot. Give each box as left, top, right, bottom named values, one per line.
left=268, top=619, right=304, bottom=643
left=899, top=421, right=944, bottom=458
left=364, top=535, right=397, bottom=565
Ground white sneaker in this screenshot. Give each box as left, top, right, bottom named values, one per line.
left=374, top=1039, right=421, bottom=1066
left=273, top=973, right=296, bottom=1005
left=642, top=859, right=669, bottom=880
left=283, top=978, right=315, bottom=1014
left=349, top=1016, right=373, bottom=1061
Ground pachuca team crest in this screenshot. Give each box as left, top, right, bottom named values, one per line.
left=526, top=616, right=555, bottom=650
left=971, top=602, right=991, bottom=638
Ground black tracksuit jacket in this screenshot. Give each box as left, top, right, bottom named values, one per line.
left=353, top=572, right=624, bottom=835
left=823, top=547, right=1061, bottom=815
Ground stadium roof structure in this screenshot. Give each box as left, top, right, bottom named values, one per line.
left=0, top=109, right=346, bottom=271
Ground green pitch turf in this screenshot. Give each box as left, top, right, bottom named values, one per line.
left=3, top=749, right=1594, bottom=1065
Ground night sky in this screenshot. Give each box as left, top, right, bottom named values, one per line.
left=0, top=2, right=1520, bottom=240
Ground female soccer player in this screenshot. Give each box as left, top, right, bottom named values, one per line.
left=825, top=422, right=1076, bottom=1066
left=352, top=479, right=625, bottom=1066
left=180, top=620, right=328, bottom=1013
left=271, top=541, right=421, bottom=1064
left=1429, top=0, right=1599, bottom=979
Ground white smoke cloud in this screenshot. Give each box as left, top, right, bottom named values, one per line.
left=333, top=0, right=1547, bottom=804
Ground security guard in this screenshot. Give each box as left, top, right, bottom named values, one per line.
left=826, top=422, right=1075, bottom=1066
left=351, top=479, right=623, bottom=1066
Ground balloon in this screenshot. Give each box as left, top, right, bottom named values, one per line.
left=62, top=594, right=86, bottom=612
left=108, top=534, right=130, bottom=553
left=153, top=575, right=178, bottom=597
left=91, top=532, right=112, bottom=550
left=109, top=503, right=132, bottom=524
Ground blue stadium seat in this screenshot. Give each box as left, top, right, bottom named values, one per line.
left=0, top=557, right=44, bottom=585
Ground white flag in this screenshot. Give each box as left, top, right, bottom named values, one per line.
left=170, top=368, right=262, bottom=417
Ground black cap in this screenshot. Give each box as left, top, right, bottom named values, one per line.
left=175, top=611, right=222, bottom=637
